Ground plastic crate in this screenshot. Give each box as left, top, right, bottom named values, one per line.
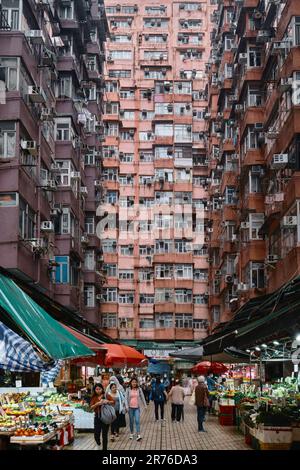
left=219, top=414, right=234, bottom=426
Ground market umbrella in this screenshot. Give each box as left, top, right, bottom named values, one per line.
left=191, top=361, right=228, bottom=375
left=102, top=343, right=147, bottom=367
left=59, top=325, right=107, bottom=366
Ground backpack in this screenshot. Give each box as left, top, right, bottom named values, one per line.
left=152, top=384, right=164, bottom=402
left=100, top=404, right=117, bottom=425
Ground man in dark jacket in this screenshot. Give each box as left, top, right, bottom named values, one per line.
left=195, top=376, right=210, bottom=432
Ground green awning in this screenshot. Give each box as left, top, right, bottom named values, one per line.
left=0, top=273, right=94, bottom=360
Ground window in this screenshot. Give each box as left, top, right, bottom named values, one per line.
left=120, top=130, right=134, bottom=140
left=84, top=251, right=95, bottom=271
left=103, top=168, right=118, bottom=181
left=175, top=314, right=193, bottom=329
left=140, top=151, right=154, bottom=162
left=84, top=285, right=95, bottom=308
left=0, top=57, right=18, bottom=91
left=56, top=118, right=74, bottom=141
left=55, top=256, right=69, bottom=284
left=139, top=318, right=155, bottom=329
left=155, top=191, right=173, bottom=205
left=194, top=269, right=208, bottom=281
left=144, top=50, right=168, bottom=60
left=2, top=0, right=20, bottom=30
left=140, top=294, right=154, bottom=304
left=144, top=69, right=166, bottom=79
left=212, top=306, right=220, bottom=323
left=175, top=289, right=192, bottom=303
left=111, top=35, right=131, bottom=43
left=104, top=102, right=119, bottom=114
left=155, top=147, right=173, bottom=159
left=59, top=0, right=74, bottom=19
left=180, top=3, right=201, bottom=11
left=106, top=81, right=118, bottom=93
left=249, top=213, right=264, bottom=240
left=119, top=292, right=134, bottom=304
left=193, top=319, right=209, bottom=330
left=119, top=270, right=134, bottom=280
left=105, top=123, right=119, bottom=136
left=155, top=314, right=173, bottom=328
left=85, top=216, right=94, bottom=234
left=247, top=262, right=265, bottom=289
left=155, top=289, right=174, bottom=302
left=174, top=264, right=193, bottom=279
left=155, top=124, right=173, bottom=137
left=248, top=47, right=262, bottom=67
left=139, top=131, right=154, bottom=141
left=58, top=75, right=72, bottom=98
left=102, top=240, right=117, bottom=253
left=120, top=152, right=134, bottom=162
left=119, top=318, right=134, bottom=329
left=144, top=19, right=169, bottom=28
left=155, top=264, right=173, bottom=279
left=138, top=269, right=153, bottom=281
left=120, top=89, right=135, bottom=99
left=19, top=198, right=35, bottom=239
left=174, top=82, right=192, bottom=94
left=155, top=239, right=172, bottom=253
left=109, top=70, right=131, bottom=78
left=103, top=263, right=117, bottom=277
left=119, top=174, right=133, bottom=185
left=145, top=6, right=166, bottom=15
left=139, top=245, right=153, bottom=255
left=0, top=121, right=16, bottom=159
left=105, top=191, right=118, bottom=204
left=102, top=288, right=118, bottom=302
left=154, top=214, right=173, bottom=229
left=174, top=125, right=192, bottom=142
left=85, top=150, right=96, bottom=166
left=101, top=313, right=117, bottom=328
left=224, top=187, right=236, bottom=205
left=120, top=245, right=134, bottom=256
left=0, top=192, right=18, bottom=207
left=110, top=50, right=132, bottom=60
left=193, top=294, right=208, bottom=304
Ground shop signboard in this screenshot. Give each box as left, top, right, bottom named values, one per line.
left=143, top=349, right=174, bottom=359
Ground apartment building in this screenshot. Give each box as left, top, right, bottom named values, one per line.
left=101, top=0, right=215, bottom=351
left=0, top=0, right=108, bottom=327
left=207, top=0, right=300, bottom=327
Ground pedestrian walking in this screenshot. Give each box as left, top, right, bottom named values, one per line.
left=194, top=376, right=210, bottom=433
left=125, top=377, right=147, bottom=441
left=168, top=379, right=185, bottom=423
left=90, top=383, right=115, bottom=450
left=106, top=382, right=126, bottom=441
left=150, top=376, right=168, bottom=422
left=206, top=373, right=217, bottom=414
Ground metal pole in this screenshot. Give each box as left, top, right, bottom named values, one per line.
left=259, top=354, right=263, bottom=393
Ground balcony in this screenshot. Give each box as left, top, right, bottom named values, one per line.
left=243, top=148, right=264, bottom=166
left=284, top=174, right=300, bottom=212
left=240, top=240, right=266, bottom=268
left=267, top=246, right=300, bottom=293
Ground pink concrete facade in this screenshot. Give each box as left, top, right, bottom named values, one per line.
left=0, top=1, right=108, bottom=329
left=101, top=0, right=215, bottom=347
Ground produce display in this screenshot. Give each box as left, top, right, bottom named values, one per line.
left=0, top=390, right=75, bottom=447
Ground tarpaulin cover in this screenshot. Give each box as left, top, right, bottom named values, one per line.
left=0, top=273, right=94, bottom=360
left=147, top=362, right=170, bottom=375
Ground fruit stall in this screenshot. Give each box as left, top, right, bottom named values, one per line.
left=0, top=391, right=75, bottom=450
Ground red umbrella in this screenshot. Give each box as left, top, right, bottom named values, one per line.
left=191, top=361, right=228, bottom=375
left=102, top=343, right=147, bottom=367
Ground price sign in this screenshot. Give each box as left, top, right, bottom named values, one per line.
left=15, top=380, right=22, bottom=388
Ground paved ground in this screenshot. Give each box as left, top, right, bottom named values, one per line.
left=66, top=398, right=249, bottom=451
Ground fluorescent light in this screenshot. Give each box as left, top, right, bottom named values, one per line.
left=261, top=344, right=267, bottom=348
left=255, top=346, right=261, bottom=351
left=246, top=349, right=251, bottom=353
left=296, top=334, right=300, bottom=342
left=273, top=341, right=279, bottom=346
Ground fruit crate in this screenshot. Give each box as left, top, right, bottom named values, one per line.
left=219, top=414, right=234, bottom=426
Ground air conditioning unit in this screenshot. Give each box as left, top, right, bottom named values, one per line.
left=96, top=294, right=102, bottom=301
left=231, top=234, right=237, bottom=242
left=282, top=216, right=298, bottom=227
left=273, top=40, right=292, bottom=51
left=94, top=180, right=102, bottom=187
left=25, top=30, right=45, bottom=44
left=28, top=238, right=46, bottom=253
left=235, top=104, right=244, bottom=113
left=266, top=254, right=279, bottom=264
left=225, top=275, right=233, bottom=284
left=81, top=234, right=89, bottom=244
left=238, top=53, right=248, bottom=64
left=266, top=127, right=279, bottom=139
left=27, top=85, right=46, bottom=103
left=20, top=140, right=38, bottom=156
left=215, top=270, right=222, bottom=276
left=71, top=171, right=81, bottom=179
left=254, top=123, right=264, bottom=131
left=241, top=222, right=249, bottom=229
left=41, top=221, right=54, bottom=232
left=279, top=77, right=293, bottom=92
left=271, top=153, right=288, bottom=168
left=80, top=186, right=88, bottom=196
left=44, top=179, right=57, bottom=190
left=207, top=228, right=213, bottom=233
left=41, top=108, right=55, bottom=121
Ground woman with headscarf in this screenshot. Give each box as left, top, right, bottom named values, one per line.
left=108, top=375, right=125, bottom=394
left=106, top=375, right=126, bottom=432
